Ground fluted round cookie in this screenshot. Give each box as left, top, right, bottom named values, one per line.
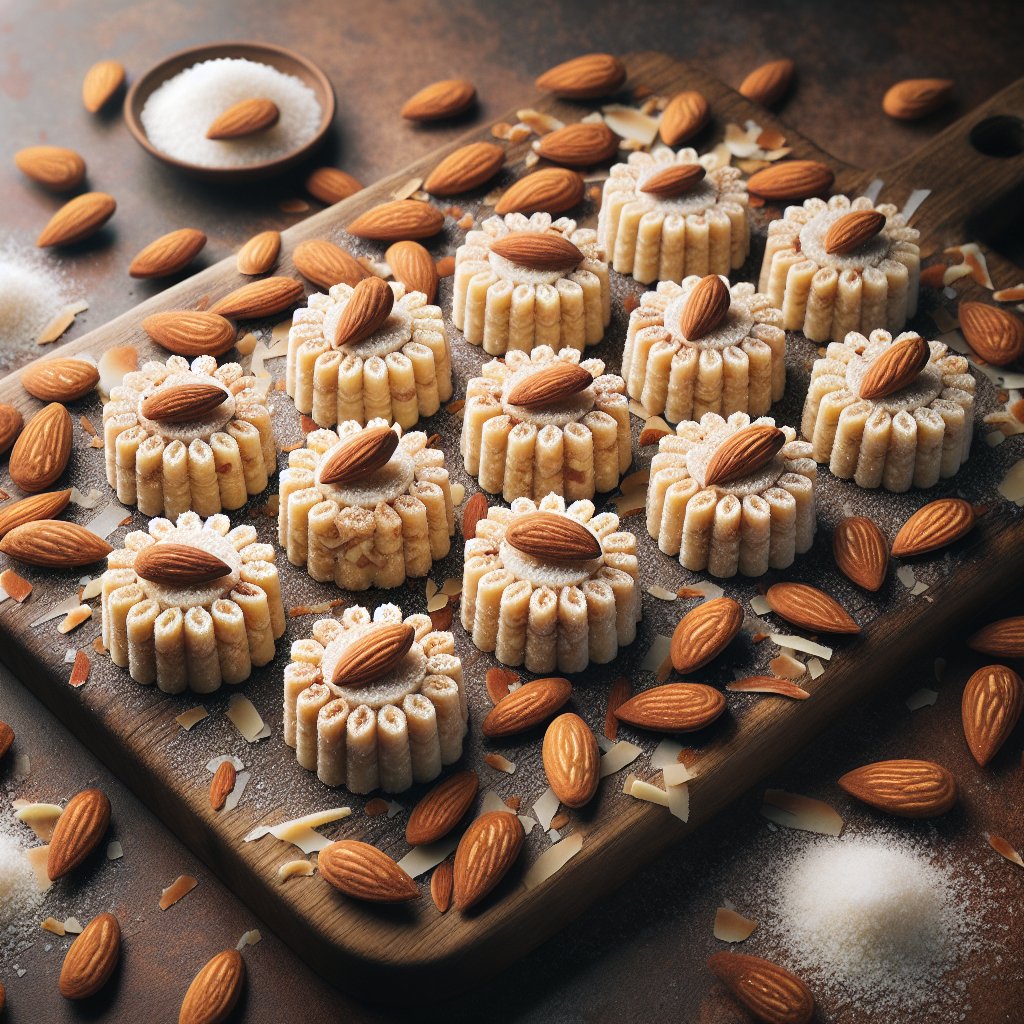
left=286, top=280, right=452, bottom=429
left=462, top=494, right=641, bottom=674
left=597, top=148, right=749, bottom=284
left=758, top=194, right=921, bottom=343
left=461, top=346, right=631, bottom=502
left=801, top=330, right=975, bottom=492
left=453, top=212, right=611, bottom=355
left=102, top=354, right=276, bottom=520
left=283, top=603, right=467, bottom=794
left=101, top=511, right=286, bottom=694
left=278, top=419, right=455, bottom=590
left=623, top=276, right=786, bottom=423
left=647, top=413, right=817, bottom=577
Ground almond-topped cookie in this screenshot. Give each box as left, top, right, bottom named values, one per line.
left=283, top=603, right=467, bottom=793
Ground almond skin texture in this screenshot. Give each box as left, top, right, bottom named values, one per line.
left=21, top=357, right=99, bottom=402
left=179, top=949, right=245, bottom=1024
left=386, top=240, right=438, bottom=302
left=9, top=402, right=72, bottom=493
left=883, top=78, right=953, bottom=120
left=536, top=122, right=619, bottom=167
left=680, top=274, right=730, bottom=340
left=431, top=859, right=454, bottom=913
left=15, top=145, right=86, bottom=192
left=0, top=520, right=112, bottom=568
left=401, top=78, right=476, bottom=121
left=134, top=543, right=231, bottom=587
left=506, top=363, right=593, bottom=408
left=462, top=492, right=489, bottom=540
left=236, top=230, right=281, bottom=275
left=614, top=683, right=725, bottom=732
left=490, top=232, right=583, bottom=272
left=141, top=382, right=228, bottom=423
left=406, top=770, right=479, bottom=846
left=330, top=623, right=415, bottom=688
left=129, top=228, right=206, bottom=279
left=0, top=403, right=24, bottom=455
left=967, top=616, right=1024, bottom=658
left=306, top=167, right=364, bottom=205
left=859, top=334, right=930, bottom=399
left=891, top=498, right=975, bottom=557
left=823, top=210, right=886, bottom=255
left=833, top=516, right=888, bottom=591
left=494, top=167, right=585, bottom=216
left=332, top=276, right=394, bottom=347
left=293, top=239, right=366, bottom=290
left=704, top=425, right=785, bottom=486
left=0, top=721, right=14, bottom=761
left=739, top=59, right=796, bottom=107
left=59, top=912, right=121, bottom=1000
left=47, top=788, right=111, bottom=880
left=543, top=713, right=600, bottom=808
left=144, top=312, right=235, bottom=359
left=453, top=811, right=524, bottom=911
left=424, top=141, right=504, bottom=196
left=506, top=511, right=601, bottom=562
left=708, top=952, right=814, bottom=1024
left=209, top=277, right=303, bottom=319
left=209, top=761, right=236, bottom=811
left=348, top=200, right=444, bottom=241
left=82, top=60, right=124, bottom=113
left=670, top=597, right=743, bottom=673
left=746, top=160, right=834, bottom=201
left=640, top=163, right=706, bottom=198
left=958, top=301, right=1024, bottom=366
left=535, top=53, right=626, bottom=99
left=962, top=664, right=1024, bottom=767
left=838, top=759, right=958, bottom=818
left=206, top=97, right=279, bottom=139
left=766, top=582, right=860, bottom=635
left=482, top=677, right=572, bottom=738
left=319, top=840, right=418, bottom=902
left=659, top=90, right=710, bottom=146
left=0, top=489, right=72, bottom=540
left=319, top=426, right=398, bottom=484
left=37, top=192, right=116, bottom=248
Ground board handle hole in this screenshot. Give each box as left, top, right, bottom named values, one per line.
left=970, top=115, right=1024, bottom=158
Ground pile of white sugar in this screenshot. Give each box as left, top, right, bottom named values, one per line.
left=0, top=240, right=79, bottom=361
left=0, top=827, right=41, bottom=931
left=140, top=57, right=322, bottom=168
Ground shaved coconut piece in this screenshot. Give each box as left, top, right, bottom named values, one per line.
left=450, top=482, right=466, bottom=505
left=622, top=772, right=638, bottom=795
left=897, top=565, right=919, bottom=589
left=37, top=301, right=87, bottom=345
left=223, top=772, right=250, bottom=811
left=715, top=907, right=758, bottom=942
left=807, top=657, right=825, bottom=680
left=440, top=578, right=462, bottom=597
left=667, top=781, right=689, bottom=821
left=761, top=790, right=844, bottom=837
left=357, top=256, right=391, bottom=279
left=994, top=284, right=1024, bottom=303
left=175, top=707, right=208, bottom=731
left=26, top=845, right=52, bottom=891
left=641, top=634, right=672, bottom=672
left=687, top=580, right=724, bottom=600
left=57, top=605, right=92, bottom=634
left=599, top=740, right=642, bottom=778
left=426, top=593, right=449, bottom=613
left=517, top=108, right=563, bottom=134
left=768, top=634, right=833, bottom=659
left=900, top=189, right=931, bottom=223
left=32, top=593, right=88, bottom=627
left=69, top=486, right=103, bottom=509
left=523, top=832, right=583, bottom=890
left=245, top=807, right=352, bottom=854
left=724, top=123, right=761, bottom=159
left=41, top=917, right=66, bottom=936
left=159, top=875, right=198, bottom=910
left=945, top=242, right=993, bottom=288
left=987, top=833, right=1024, bottom=867
left=651, top=739, right=684, bottom=769
left=611, top=490, right=646, bottom=517
left=386, top=800, right=404, bottom=819
left=628, top=399, right=653, bottom=420
left=226, top=694, right=269, bottom=742
left=391, top=176, right=423, bottom=201
left=627, top=779, right=670, bottom=807
left=532, top=787, right=560, bottom=831
left=235, top=332, right=258, bottom=356
left=602, top=105, right=659, bottom=145
left=480, top=790, right=511, bottom=816
left=906, top=688, right=938, bottom=711
left=12, top=753, right=30, bottom=783
left=998, top=459, right=1024, bottom=503
left=770, top=654, right=806, bottom=680
left=942, top=264, right=973, bottom=287
left=729, top=676, right=809, bottom=698
left=750, top=595, right=772, bottom=615
left=646, top=584, right=678, bottom=601
left=425, top=579, right=438, bottom=601
left=484, top=753, right=516, bottom=774
left=397, top=834, right=459, bottom=878
left=662, top=762, right=693, bottom=787
left=15, top=803, right=63, bottom=842
left=278, top=859, right=315, bottom=881
left=63, top=917, right=83, bottom=934
left=81, top=576, right=103, bottom=600
left=236, top=929, right=262, bottom=949
left=863, top=178, right=884, bottom=203
left=106, top=841, right=123, bottom=860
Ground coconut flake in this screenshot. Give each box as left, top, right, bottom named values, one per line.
left=650, top=738, right=684, bottom=769
left=640, top=634, right=672, bottom=672
left=397, top=834, right=459, bottom=878
left=106, top=841, right=123, bottom=860
left=523, top=832, right=583, bottom=890
left=226, top=694, right=269, bottom=742
left=750, top=595, right=772, bottom=615
left=761, top=790, right=843, bottom=837
left=714, top=907, right=758, bottom=942
left=662, top=762, right=694, bottom=787
left=863, top=178, right=884, bottom=203
left=69, top=486, right=103, bottom=509
left=906, top=688, right=938, bottom=711
left=175, top=707, right=208, bottom=731
left=15, top=803, right=63, bottom=842
left=277, top=859, right=315, bottom=881
left=807, top=657, right=825, bottom=680
left=236, top=929, right=262, bottom=949
left=768, top=634, right=833, bottom=659
left=599, top=740, right=642, bottom=778
left=244, top=807, right=352, bottom=853
left=626, top=778, right=670, bottom=807
left=900, top=189, right=931, bottom=223
left=987, top=833, right=1024, bottom=867
left=159, top=875, right=198, bottom=910
left=532, top=787, right=560, bottom=831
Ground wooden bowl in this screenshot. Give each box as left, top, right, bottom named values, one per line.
left=124, top=41, right=335, bottom=183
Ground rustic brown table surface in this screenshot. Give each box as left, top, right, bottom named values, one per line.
left=1, top=1, right=1023, bottom=1021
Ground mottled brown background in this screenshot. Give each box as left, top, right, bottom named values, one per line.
left=1, top=0, right=1023, bottom=1021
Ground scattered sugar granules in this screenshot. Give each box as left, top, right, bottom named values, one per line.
left=0, top=827, right=42, bottom=929
left=140, top=58, right=322, bottom=168
left=0, top=240, right=81, bottom=358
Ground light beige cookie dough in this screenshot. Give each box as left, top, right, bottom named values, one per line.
left=801, top=330, right=975, bottom=491
left=462, top=494, right=640, bottom=674
left=283, top=604, right=467, bottom=794
left=598, top=148, right=749, bottom=284
left=101, top=511, right=286, bottom=694
left=758, top=194, right=921, bottom=343
left=452, top=212, right=611, bottom=355
left=622, top=276, right=786, bottom=423
left=647, top=413, right=817, bottom=577
left=102, top=354, right=276, bottom=520
left=286, top=280, right=452, bottom=429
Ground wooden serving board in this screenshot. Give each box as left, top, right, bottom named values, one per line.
left=1, top=53, right=1023, bottom=1003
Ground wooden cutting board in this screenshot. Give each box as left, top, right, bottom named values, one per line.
left=1, top=52, right=1022, bottom=1004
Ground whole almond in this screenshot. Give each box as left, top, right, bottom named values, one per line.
left=320, top=426, right=399, bottom=484
left=535, top=53, right=626, bottom=99
left=37, top=192, right=116, bottom=248
left=766, top=582, right=860, bottom=635
left=838, top=759, right=958, bottom=817
left=506, top=511, right=601, bottom=562
left=542, top=713, right=599, bottom=808
left=401, top=78, right=476, bottom=121
left=962, top=664, right=1024, bottom=766
left=141, top=382, right=228, bottom=423
left=332, top=277, right=394, bottom=347
left=482, top=677, right=573, bottom=738
left=490, top=232, right=584, bottom=272
left=823, top=210, right=886, bottom=255
left=536, top=122, right=619, bottom=167
left=859, top=334, right=930, bottom=399
left=967, top=616, right=1024, bottom=658
left=348, top=200, right=444, bottom=241
left=494, top=167, right=585, bottom=216
left=506, top=363, right=593, bottom=408
left=0, top=520, right=111, bottom=568
left=293, top=239, right=366, bottom=290
left=680, top=274, right=730, bottom=340
left=453, top=811, right=524, bottom=911
left=206, top=97, right=279, bottom=139
left=0, top=720, right=13, bottom=761
left=462, top=492, right=489, bottom=540
left=209, top=761, right=236, bottom=811
left=15, top=146, right=86, bottom=192
left=209, top=277, right=304, bottom=319
left=305, top=167, right=364, bottom=205
left=386, top=241, right=438, bottom=302
left=134, top=543, right=231, bottom=587
left=236, top=230, right=281, bottom=275
left=406, top=770, right=479, bottom=845
left=832, top=516, right=888, bottom=591
left=21, top=357, right=99, bottom=402
left=738, top=59, right=796, bottom=107
left=891, top=498, right=975, bottom=557
left=142, top=311, right=236, bottom=358
left=670, top=597, right=743, bottom=673
left=47, top=787, right=111, bottom=880
left=319, top=840, right=418, bottom=902
left=883, top=78, right=953, bottom=120
left=640, top=163, right=706, bottom=199
left=615, top=683, right=726, bottom=732
left=59, top=912, right=121, bottom=1000
left=659, top=90, right=710, bottom=146
left=424, top=141, right=504, bottom=196
left=704, top=425, right=785, bottom=486
left=82, top=60, right=124, bottom=113
left=0, top=403, right=24, bottom=455
left=746, top=160, right=834, bottom=201
left=179, top=949, right=245, bottom=1024
left=959, top=301, right=1024, bottom=366
left=431, top=859, right=454, bottom=913
left=9, top=402, right=72, bottom=493
left=129, top=228, right=207, bottom=279
left=708, top=952, right=814, bottom=1024
left=330, top=623, right=415, bottom=688
left=0, top=489, right=72, bottom=540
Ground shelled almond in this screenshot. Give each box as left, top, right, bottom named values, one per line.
left=958, top=301, right=1024, bottom=366
left=704, top=425, right=785, bottom=486
left=838, top=759, right=958, bottom=817
left=746, top=160, right=833, bottom=201
left=293, top=239, right=366, bottom=290
left=670, top=597, right=743, bottom=673
left=206, top=97, right=279, bottom=139
left=37, top=192, right=116, bottom=248
left=306, top=167, right=364, bottom=205
left=424, top=141, right=504, bottom=195
left=9, top=402, right=72, bottom=493
left=129, top=228, right=207, bottom=279
left=47, top=787, right=111, bottom=880
left=209, top=761, right=237, bottom=811
left=708, top=952, right=814, bottom=1024
left=319, top=840, right=418, bottom=902
left=330, top=623, right=415, bottom=688
left=21, top=357, right=99, bottom=402
left=0, top=721, right=13, bottom=761
left=832, top=516, right=888, bottom=591
left=0, top=520, right=111, bottom=568
left=331, top=276, right=394, bottom=346
left=506, top=363, right=592, bottom=407
left=535, top=122, right=618, bottom=167
left=348, top=200, right=444, bottom=241
left=82, top=59, right=124, bottom=113
left=614, top=683, right=726, bottom=732
left=490, top=232, right=584, bottom=272
left=386, top=240, right=438, bottom=302
left=179, top=949, right=245, bottom=1024
left=823, top=210, right=886, bottom=255
left=738, top=58, right=795, bottom=107
left=406, top=770, right=479, bottom=845
left=640, top=162, right=706, bottom=198
left=59, top=912, right=121, bottom=1000
left=883, top=78, right=953, bottom=120
left=0, top=490, right=72, bottom=540
left=766, top=583, right=860, bottom=635
left=543, top=713, right=600, bottom=808
left=967, top=616, right=1024, bottom=657
left=134, top=543, right=231, bottom=586
left=236, top=230, right=281, bottom=275
left=658, top=90, right=710, bottom=146
left=142, top=310, right=236, bottom=357
left=858, top=334, right=929, bottom=398
left=891, top=498, right=975, bottom=557
left=494, top=167, right=585, bottom=215
left=0, top=404, right=24, bottom=455
left=401, top=78, right=476, bottom=121
left=15, top=145, right=86, bottom=192
left=482, top=677, right=572, bottom=737
left=319, top=426, right=398, bottom=484
left=141, top=382, right=227, bottom=422
left=461, top=492, right=488, bottom=540
left=208, top=277, right=303, bottom=319
left=961, top=664, right=1023, bottom=766
left=453, top=811, right=524, bottom=911
left=506, top=512, right=601, bottom=562
left=680, top=274, right=730, bottom=340
left=535, top=53, right=626, bottom=99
